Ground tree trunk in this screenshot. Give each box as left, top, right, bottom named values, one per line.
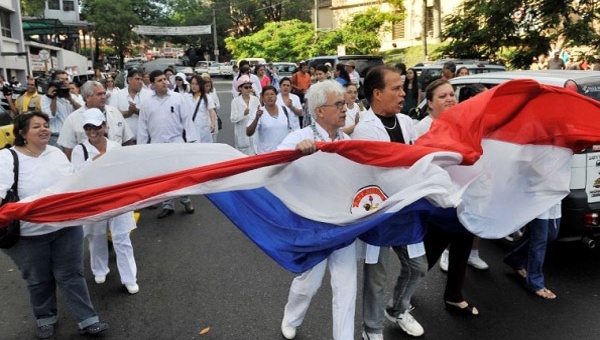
left=422, top=0, right=428, bottom=60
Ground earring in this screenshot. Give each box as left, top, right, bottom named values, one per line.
left=24, top=139, right=27, bottom=145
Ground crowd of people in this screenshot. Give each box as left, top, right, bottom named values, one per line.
left=0, top=59, right=564, bottom=340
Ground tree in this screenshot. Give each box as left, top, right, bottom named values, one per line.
left=81, top=0, right=163, bottom=67
left=338, top=8, right=404, bottom=55
left=20, top=0, right=46, bottom=17
left=439, top=0, right=600, bottom=69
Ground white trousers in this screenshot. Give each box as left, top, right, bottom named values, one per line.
left=86, top=232, right=137, bottom=285
left=282, top=242, right=357, bottom=340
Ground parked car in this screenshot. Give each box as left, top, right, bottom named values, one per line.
left=207, top=62, right=221, bottom=77
left=416, top=70, right=600, bottom=247
left=174, top=65, right=195, bottom=82
left=237, top=58, right=266, bottom=68
left=413, top=59, right=506, bottom=90
left=195, top=61, right=211, bottom=75
left=272, top=62, right=297, bottom=78
left=219, top=63, right=234, bottom=78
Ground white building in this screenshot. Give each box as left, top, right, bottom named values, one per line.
left=315, top=0, right=462, bottom=51
left=0, top=0, right=28, bottom=82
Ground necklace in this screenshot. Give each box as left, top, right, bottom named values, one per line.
left=383, top=117, right=398, bottom=130
left=311, top=122, right=344, bottom=142
left=21, top=145, right=42, bottom=157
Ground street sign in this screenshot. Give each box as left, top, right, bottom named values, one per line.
left=38, top=49, right=50, bottom=61
left=214, top=50, right=219, bottom=56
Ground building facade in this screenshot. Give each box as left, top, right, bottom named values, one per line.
left=315, top=0, right=462, bottom=52
left=0, top=0, right=28, bottom=82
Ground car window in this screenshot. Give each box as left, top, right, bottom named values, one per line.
left=340, top=58, right=384, bottom=78
left=576, top=79, right=600, bottom=102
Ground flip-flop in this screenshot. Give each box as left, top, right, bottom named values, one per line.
left=534, top=288, right=557, bottom=299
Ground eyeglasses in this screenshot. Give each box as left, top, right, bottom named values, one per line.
left=176, top=78, right=183, bottom=81
left=83, top=124, right=103, bottom=131
left=242, top=85, right=253, bottom=90
left=320, top=101, right=345, bottom=110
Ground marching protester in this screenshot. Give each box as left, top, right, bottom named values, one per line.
left=112, top=68, right=150, bottom=144
left=0, top=112, right=108, bottom=339
left=352, top=66, right=425, bottom=339
left=276, top=77, right=303, bottom=131
left=57, top=80, right=134, bottom=160
left=9, top=76, right=42, bottom=116
left=342, top=83, right=364, bottom=135
left=246, top=85, right=290, bottom=154
left=277, top=80, right=355, bottom=340
left=137, top=70, right=198, bottom=218
left=71, top=108, right=139, bottom=295
left=187, top=74, right=217, bottom=143
left=230, top=75, right=260, bottom=155
left=201, top=74, right=220, bottom=142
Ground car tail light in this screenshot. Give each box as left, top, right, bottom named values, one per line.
left=584, top=212, right=599, bottom=226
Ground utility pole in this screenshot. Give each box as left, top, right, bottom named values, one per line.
left=212, top=7, right=219, bottom=62
left=314, top=0, right=318, bottom=32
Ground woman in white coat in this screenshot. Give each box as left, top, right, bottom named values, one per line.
left=230, top=75, right=260, bottom=155
left=71, top=108, right=139, bottom=295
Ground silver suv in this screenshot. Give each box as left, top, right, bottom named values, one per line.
left=420, top=70, right=600, bottom=247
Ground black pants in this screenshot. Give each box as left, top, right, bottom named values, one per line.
left=424, top=222, right=474, bottom=303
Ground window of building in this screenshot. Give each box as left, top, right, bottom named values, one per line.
left=48, top=0, right=60, bottom=10
left=63, top=0, right=75, bottom=11
left=392, top=20, right=405, bottom=40
left=426, top=6, right=434, bottom=36
left=0, top=10, right=11, bottom=38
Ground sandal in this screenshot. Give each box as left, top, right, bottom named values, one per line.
left=534, top=288, right=556, bottom=300
left=444, top=301, right=479, bottom=316
left=515, top=268, right=527, bottom=279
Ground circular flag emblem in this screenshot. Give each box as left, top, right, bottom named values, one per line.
left=351, top=185, right=388, bottom=216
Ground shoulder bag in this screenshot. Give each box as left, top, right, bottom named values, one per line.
left=0, top=149, right=20, bottom=249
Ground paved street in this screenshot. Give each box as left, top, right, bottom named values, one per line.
left=1, top=80, right=600, bottom=339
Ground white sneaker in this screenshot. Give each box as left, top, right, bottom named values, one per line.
left=125, top=283, right=139, bottom=294
left=94, top=275, right=106, bottom=284
left=281, top=321, right=296, bottom=339
left=385, top=310, right=424, bottom=337
left=362, top=330, right=384, bottom=340
left=439, top=249, right=449, bottom=272
left=468, top=255, right=489, bottom=270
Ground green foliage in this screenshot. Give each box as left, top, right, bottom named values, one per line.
left=440, top=0, right=600, bottom=69
left=20, top=0, right=46, bottom=16
left=339, top=8, right=403, bottom=54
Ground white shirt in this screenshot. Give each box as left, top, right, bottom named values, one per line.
left=414, top=115, right=433, bottom=139
left=186, top=93, right=216, bottom=143
left=41, top=95, right=76, bottom=134
left=0, top=147, right=72, bottom=236
left=344, top=103, right=364, bottom=129
left=276, top=93, right=302, bottom=131
left=231, top=95, right=260, bottom=154
left=112, top=87, right=151, bottom=140
left=246, top=105, right=290, bottom=154
left=277, top=123, right=348, bottom=150
left=138, top=90, right=198, bottom=144
left=57, top=105, right=134, bottom=149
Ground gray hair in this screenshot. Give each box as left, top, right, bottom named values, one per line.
left=306, top=80, right=345, bottom=117
left=81, top=80, right=104, bottom=99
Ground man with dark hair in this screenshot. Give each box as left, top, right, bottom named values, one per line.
left=41, top=70, right=82, bottom=146
left=353, top=65, right=426, bottom=339
left=112, top=68, right=150, bottom=142
left=10, top=76, right=42, bottom=115
left=137, top=69, right=198, bottom=218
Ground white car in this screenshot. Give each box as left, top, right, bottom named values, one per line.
left=207, top=62, right=221, bottom=77
left=195, top=61, right=211, bottom=75
left=219, top=63, right=233, bottom=78
left=417, top=70, right=600, bottom=247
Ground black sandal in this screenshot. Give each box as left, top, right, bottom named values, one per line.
left=445, top=301, right=479, bottom=316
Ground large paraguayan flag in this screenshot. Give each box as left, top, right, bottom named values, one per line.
left=2, top=79, right=600, bottom=273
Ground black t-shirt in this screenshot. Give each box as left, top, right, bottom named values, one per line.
left=376, top=114, right=405, bottom=144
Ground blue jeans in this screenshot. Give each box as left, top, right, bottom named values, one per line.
left=387, top=247, right=427, bottom=316
left=504, top=218, right=560, bottom=291
left=2, top=227, right=100, bottom=329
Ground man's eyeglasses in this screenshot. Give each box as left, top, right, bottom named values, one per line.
left=320, top=101, right=345, bottom=110
left=83, top=124, right=103, bottom=131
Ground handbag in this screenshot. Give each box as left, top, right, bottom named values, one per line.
left=0, top=149, right=20, bottom=249
left=217, top=115, right=223, bottom=130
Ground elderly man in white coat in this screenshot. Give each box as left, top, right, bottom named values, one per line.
left=277, top=80, right=356, bottom=340
left=352, top=65, right=426, bottom=339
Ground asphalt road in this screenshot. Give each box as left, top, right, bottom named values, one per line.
left=1, top=80, right=600, bottom=340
